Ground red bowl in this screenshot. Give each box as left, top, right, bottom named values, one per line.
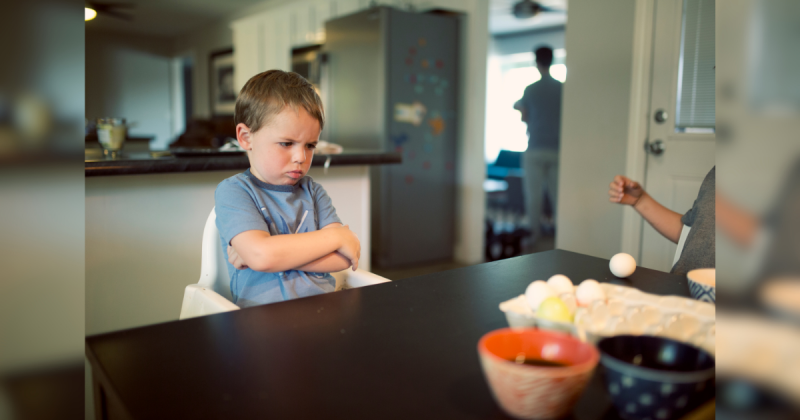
left=478, top=328, right=599, bottom=419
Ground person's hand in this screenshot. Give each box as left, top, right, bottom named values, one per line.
left=227, top=245, right=248, bottom=270
left=336, top=225, right=361, bottom=271
left=609, top=175, right=645, bottom=207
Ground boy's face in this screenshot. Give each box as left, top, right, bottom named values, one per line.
left=237, top=107, right=320, bottom=186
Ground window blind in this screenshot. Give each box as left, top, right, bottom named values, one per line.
left=676, top=0, right=715, bottom=129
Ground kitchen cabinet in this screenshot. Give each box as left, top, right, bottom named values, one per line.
left=231, top=0, right=421, bottom=91
left=231, top=17, right=263, bottom=91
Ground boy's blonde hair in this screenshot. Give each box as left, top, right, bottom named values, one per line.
left=234, top=70, right=324, bottom=133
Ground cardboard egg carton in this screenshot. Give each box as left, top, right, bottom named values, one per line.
left=499, top=283, right=716, bottom=355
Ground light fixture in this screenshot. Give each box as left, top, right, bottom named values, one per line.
left=85, top=7, right=97, bottom=21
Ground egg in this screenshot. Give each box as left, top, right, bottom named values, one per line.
left=559, top=292, right=578, bottom=315
left=575, top=279, right=606, bottom=307
left=547, top=274, right=574, bottom=295
left=609, top=253, right=637, bottom=278
left=525, top=280, right=556, bottom=311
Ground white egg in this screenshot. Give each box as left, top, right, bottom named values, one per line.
left=547, top=274, right=574, bottom=295
left=609, top=253, right=637, bottom=278
left=525, top=280, right=556, bottom=311
left=576, top=279, right=606, bottom=307
left=559, top=292, right=578, bottom=315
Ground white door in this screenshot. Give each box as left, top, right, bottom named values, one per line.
left=638, top=0, right=715, bottom=272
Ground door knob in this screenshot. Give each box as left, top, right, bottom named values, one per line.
left=646, top=139, right=665, bottom=156
left=654, top=109, right=668, bottom=123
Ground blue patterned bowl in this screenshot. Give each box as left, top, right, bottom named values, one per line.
left=687, top=268, right=715, bottom=303
left=598, top=335, right=715, bottom=420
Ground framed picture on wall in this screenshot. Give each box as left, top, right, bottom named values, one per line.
left=210, top=48, right=235, bottom=116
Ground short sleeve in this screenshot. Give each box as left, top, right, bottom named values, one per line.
left=311, top=181, right=342, bottom=228
left=681, top=202, right=697, bottom=227
left=215, top=178, right=270, bottom=245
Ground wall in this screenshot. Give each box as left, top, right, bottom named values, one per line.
left=173, top=21, right=234, bottom=120
left=556, top=0, right=636, bottom=259
left=85, top=29, right=175, bottom=150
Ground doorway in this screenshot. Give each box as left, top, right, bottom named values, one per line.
left=484, top=27, right=566, bottom=261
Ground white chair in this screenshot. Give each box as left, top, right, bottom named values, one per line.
left=672, top=225, right=692, bottom=267
left=179, top=207, right=390, bottom=319
left=179, top=208, right=239, bottom=320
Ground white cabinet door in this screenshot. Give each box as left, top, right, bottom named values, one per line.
left=333, top=0, right=361, bottom=17
left=289, top=3, right=314, bottom=47
left=311, top=0, right=331, bottom=44
left=232, top=18, right=263, bottom=92
left=264, top=9, right=291, bottom=71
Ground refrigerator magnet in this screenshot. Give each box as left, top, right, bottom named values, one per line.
left=394, top=101, right=427, bottom=126
left=429, top=116, right=445, bottom=136
left=391, top=133, right=409, bottom=147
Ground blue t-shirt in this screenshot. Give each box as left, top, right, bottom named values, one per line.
left=215, top=169, right=342, bottom=308
left=517, top=75, right=563, bottom=151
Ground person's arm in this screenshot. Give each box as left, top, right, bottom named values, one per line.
left=294, top=223, right=353, bottom=272
left=609, top=175, right=683, bottom=243
left=513, top=99, right=528, bottom=124
left=716, top=191, right=759, bottom=247
left=632, top=193, right=684, bottom=243
left=230, top=223, right=360, bottom=272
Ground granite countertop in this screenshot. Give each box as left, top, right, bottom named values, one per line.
left=85, top=149, right=401, bottom=177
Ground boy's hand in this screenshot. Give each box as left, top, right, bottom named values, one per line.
left=227, top=245, right=249, bottom=270
left=609, top=175, right=645, bottom=207
left=336, top=225, right=361, bottom=271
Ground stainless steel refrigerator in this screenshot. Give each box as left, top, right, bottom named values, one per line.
left=325, top=6, right=459, bottom=269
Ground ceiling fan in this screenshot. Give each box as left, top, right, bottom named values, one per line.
left=85, top=2, right=135, bottom=21
left=511, top=0, right=565, bottom=19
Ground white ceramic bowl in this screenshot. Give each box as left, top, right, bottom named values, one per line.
left=687, top=269, right=715, bottom=303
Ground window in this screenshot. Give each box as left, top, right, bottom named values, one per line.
left=675, top=0, right=715, bottom=132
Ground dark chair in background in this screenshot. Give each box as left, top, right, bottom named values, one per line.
left=485, top=150, right=530, bottom=261
left=169, top=117, right=236, bottom=149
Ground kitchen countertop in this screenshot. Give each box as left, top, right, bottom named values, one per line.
left=85, top=149, right=402, bottom=177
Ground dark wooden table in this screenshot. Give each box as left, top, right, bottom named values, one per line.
left=86, top=249, right=699, bottom=420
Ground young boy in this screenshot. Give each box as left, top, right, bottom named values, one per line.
left=215, top=70, right=360, bottom=308
left=608, top=167, right=715, bottom=275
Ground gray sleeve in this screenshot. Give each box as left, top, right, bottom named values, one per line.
left=682, top=167, right=716, bottom=228
left=681, top=202, right=697, bottom=227
left=311, top=181, right=342, bottom=228
left=215, top=179, right=270, bottom=246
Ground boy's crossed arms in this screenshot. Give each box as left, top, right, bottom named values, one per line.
left=226, top=223, right=360, bottom=273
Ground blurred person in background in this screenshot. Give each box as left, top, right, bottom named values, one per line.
left=514, top=45, right=562, bottom=246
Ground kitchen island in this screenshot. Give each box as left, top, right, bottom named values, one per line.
left=85, top=148, right=400, bottom=176
left=85, top=149, right=400, bottom=336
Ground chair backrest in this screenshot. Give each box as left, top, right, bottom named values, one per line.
left=672, top=225, right=692, bottom=267
left=198, top=207, right=233, bottom=301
